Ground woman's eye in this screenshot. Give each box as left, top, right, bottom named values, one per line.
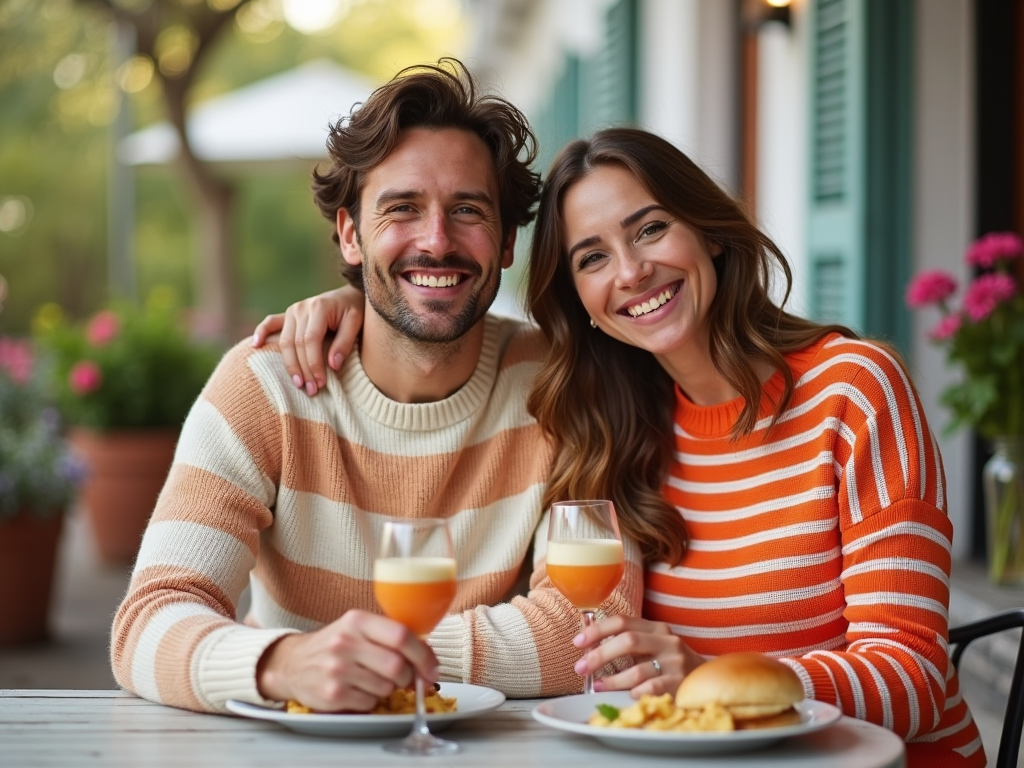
left=577, top=252, right=605, bottom=270
left=638, top=221, right=667, bottom=240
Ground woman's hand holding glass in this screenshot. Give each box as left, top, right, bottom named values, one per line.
left=572, top=615, right=706, bottom=698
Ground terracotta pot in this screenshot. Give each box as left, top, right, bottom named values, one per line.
left=0, top=513, right=63, bottom=645
left=69, top=428, right=179, bottom=564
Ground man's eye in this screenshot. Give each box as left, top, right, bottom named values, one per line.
left=454, top=206, right=482, bottom=216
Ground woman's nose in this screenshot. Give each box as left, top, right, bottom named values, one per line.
left=613, top=249, right=654, bottom=288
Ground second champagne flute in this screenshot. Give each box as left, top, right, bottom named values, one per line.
left=546, top=500, right=624, bottom=695
left=372, top=517, right=459, bottom=756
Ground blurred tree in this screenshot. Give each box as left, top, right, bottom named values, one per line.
left=75, top=0, right=254, bottom=340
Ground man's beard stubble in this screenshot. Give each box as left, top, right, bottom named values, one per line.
left=362, top=252, right=501, bottom=345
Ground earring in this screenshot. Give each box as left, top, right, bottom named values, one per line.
left=590, top=318, right=597, bottom=329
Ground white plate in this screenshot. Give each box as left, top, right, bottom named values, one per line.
left=532, top=692, right=842, bottom=755
left=226, top=683, right=505, bottom=738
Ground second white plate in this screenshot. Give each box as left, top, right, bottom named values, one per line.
left=531, top=692, right=842, bottom=755
left=226, top=682, right=505, bottom=738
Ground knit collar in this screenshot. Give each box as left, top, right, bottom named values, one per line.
left=673, top=335, right=836, bottom=439
left=337, top=314, right=500, bottom=431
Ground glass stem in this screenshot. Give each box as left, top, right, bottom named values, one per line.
left=581, top=609, right=596, bottom=694
left=412, top=674, right=430, bottom=737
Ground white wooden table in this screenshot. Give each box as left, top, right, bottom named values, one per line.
left=0, top=689, right=905, bottom=768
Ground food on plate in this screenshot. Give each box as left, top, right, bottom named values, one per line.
left=588, top=695, right=734, bottom=732
left=674, top=652, right=804, bottom=730
left=286, top=683, right=457, bottom=715
left=588, top=652, right=804, bottom=732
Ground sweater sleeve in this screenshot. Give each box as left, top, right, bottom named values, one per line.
left=782, top=342, right=953, bottom=740
left=428, top=510, right=645, bottom=698
left=110, top=342, right=297, bottom=714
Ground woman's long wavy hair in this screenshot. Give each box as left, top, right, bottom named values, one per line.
left=526, top=128, right=856, bottom=565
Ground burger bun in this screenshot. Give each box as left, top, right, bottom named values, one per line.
left=675, top=652, right=804, bottom=730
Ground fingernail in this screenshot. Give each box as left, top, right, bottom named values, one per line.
left=574, top=660, right=587, bottom=674
left=251, top=332, right=259, bottom=346
left=572, top=633, right=585, bottom=647
left=332, top=353, right=343, bottom=370
left=292, top=375, right=303, bottom=389
left=305, top=381, right=317, bottom=396
left=593, top=680, right=606, bottom=692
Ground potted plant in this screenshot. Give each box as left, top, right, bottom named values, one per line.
left=33, top=293, right=220, bottom=564
left=0, top=337, right=87, bottom=644
left=905, top=231, right=1024, bottom=586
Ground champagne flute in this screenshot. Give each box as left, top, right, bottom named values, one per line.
left=372, top=517, right=459, bottom=756
left=546, top=500, right=624, bottom=695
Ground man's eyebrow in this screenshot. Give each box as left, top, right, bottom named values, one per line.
left=374, top=189, right=422, bottom=208
left=453, top=191, right=495, bottom=207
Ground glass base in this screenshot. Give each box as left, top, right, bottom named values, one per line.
left=383, top=731, right=461, bottom=756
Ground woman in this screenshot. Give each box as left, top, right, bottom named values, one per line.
left=254, top=128, right=984, bottom=767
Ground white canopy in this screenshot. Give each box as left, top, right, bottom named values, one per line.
left=119, top=59, right=375, bottom=166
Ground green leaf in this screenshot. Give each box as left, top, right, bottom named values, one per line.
left=596, top=704, right=620, bottom=721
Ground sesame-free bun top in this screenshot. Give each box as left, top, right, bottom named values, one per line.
left=675, top=652, right=804, bottom=717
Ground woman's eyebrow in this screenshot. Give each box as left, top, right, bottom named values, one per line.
left=567, top=235, right=601, bottom=262
left=620, top=204, right=665, bottom=229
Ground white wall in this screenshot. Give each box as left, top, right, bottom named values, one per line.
left=638, top=0, right=739, bottom=192
left=756, top=1, right=810, bottom=315
left=912, top=0, right=974, bottom=560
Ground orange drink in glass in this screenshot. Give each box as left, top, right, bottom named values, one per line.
left=372, top=518, right=459, bottom=756
left=546, top=539, right=624, bottom=611
left=547, top=501, right=624, bottom=694
left=373, top=557, right=457, bottom=637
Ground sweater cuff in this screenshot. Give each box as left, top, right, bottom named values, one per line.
left=196, top=625, right=299, bottom=712
left=784, top=658, right=837, bottom=704
left=430, top=614, right=468, bottom=683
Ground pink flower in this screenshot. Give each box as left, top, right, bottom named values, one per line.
left=929, top=313, right=962, bottom=341
left=905, top=270, right=958, bottom=308
left=0, top=337, right=33, bottom=384
left=86, top=310, right=120, bottom=346
left=962, top=273, right=1018, bottom=321
left=965, top=232, right=1024, bottom=268
left=68, top=360, right=102, bottom=395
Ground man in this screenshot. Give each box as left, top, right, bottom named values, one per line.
left=111, top=59, right=642, bottom=714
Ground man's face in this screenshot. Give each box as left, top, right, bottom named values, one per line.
left=338, top=127, right=514, bottom=344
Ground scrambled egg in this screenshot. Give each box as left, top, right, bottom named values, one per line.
left=588, top=694, right=734, bottom=732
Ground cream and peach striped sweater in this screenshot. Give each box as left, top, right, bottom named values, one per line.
left=646, top=334, right=985, bottom=768
left=110, top=314, right=644, bottom=713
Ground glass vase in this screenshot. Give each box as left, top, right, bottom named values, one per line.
left=983, top=437, right=1024, bottom=586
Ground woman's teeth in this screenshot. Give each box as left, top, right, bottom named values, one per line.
left=410, top=274, right=462, bottom=287
left=627, top=286, right=677, bottom=317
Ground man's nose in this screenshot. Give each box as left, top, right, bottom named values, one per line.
left=417, top=210, right=456, bottom=256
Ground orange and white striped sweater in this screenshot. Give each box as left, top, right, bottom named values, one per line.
left=646, top=334, right=984, bottom=768
left=110, top=314, right=643, bottom=713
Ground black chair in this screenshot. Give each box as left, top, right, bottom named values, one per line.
left=949, top=607, right=1024, bottom=768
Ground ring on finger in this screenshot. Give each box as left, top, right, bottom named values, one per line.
left=650, top=659, right=661, bottom=676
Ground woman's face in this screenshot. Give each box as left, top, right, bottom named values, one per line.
left=561, top=163, right=722, bottom=363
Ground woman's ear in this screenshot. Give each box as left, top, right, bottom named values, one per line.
left=707, top=238, right=724, bottom=258
left=337, top=209, right=362, bottom=267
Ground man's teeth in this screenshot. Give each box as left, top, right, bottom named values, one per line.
left=410, top=274, right=462, bottom=287
left=627, top=287, right=677, bottom=317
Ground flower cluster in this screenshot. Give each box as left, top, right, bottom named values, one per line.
left=905, top=231, right=1024, bottom=438
left=33, top=293, right=221, bottom=431
left=0, top=337, right=87, bottom=520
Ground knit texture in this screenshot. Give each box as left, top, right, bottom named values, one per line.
left=110, top=314, right=644, bottom=713
left=646, top=334, right=984, bottom=768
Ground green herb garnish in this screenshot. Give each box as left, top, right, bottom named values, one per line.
left=596, top=704, right=620, bottom=721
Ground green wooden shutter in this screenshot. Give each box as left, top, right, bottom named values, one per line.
left=807, top=0, right=866, bottom=330
left=579, top=0, right=638, bottom=133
